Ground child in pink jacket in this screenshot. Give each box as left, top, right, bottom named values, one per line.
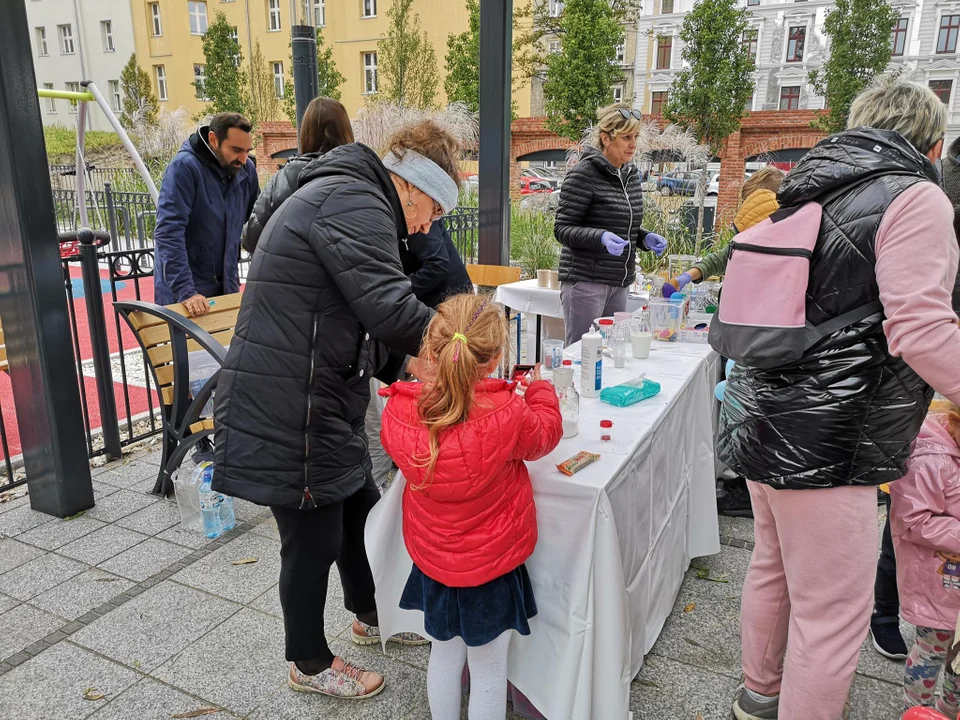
left=892, top=404, right=960, bottom=717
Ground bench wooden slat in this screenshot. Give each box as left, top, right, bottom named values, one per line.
left=466, top=264, right=521, bottom=288
left=138, top=307, right=240, bottom=349
left=147, top=328, right=234, bottom=368
left=127, top=293, right=243, bottom=331
left=189, top=418, right=215, bottom=434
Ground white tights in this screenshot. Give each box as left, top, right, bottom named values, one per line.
left=427, top=631, right=511, bottom=720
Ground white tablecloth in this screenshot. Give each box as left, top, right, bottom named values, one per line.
left=494, top=279, right=647, bottom=320
left=365, top=342, right=721, bottom=720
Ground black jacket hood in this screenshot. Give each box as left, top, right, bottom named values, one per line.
left=300, top=143, right=407, bottom=239
left=581, top=145, right=636, bottom=177
left=779, top=128, right=937, bottom=208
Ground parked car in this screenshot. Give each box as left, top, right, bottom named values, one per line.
left=657, top=171, right=703, bottom=196
left=707, top=174, right=719, bottom=196
left=461, top=172, right=479, bottom=194
left=519, top=178, right=555, bottom=195
left=522, top=167, right=563, bottom=190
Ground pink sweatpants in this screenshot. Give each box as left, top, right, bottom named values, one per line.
left=741, top=481, right=879, bottom=720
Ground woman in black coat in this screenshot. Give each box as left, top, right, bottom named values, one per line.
left=213, top=121, right=462, bottom=700
left=554, top=103, right=667, bottom=346
left=398, top=217, right=473, bottom=309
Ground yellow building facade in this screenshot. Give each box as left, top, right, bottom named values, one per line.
left=129, top=0, right=534, bottom=120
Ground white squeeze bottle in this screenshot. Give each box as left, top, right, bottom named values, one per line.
left=580, top=325, right=603, bottom=398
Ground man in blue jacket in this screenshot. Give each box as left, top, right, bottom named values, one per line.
left=154, top=113, right=259, bottom=315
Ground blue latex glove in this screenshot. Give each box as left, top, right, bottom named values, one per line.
left=662, top=272, right=693, bottom=298
left=601, top=231, right=629, bottom=256
left=643, top=232, right=667, bottom=256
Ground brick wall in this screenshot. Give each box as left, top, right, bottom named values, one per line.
left=256, top=121, right=298, bottom=174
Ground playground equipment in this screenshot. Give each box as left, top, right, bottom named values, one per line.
left=37, top=81, right=159, bottom=257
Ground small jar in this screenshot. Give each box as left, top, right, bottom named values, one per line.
left=600, top=419, right=613, bottom=442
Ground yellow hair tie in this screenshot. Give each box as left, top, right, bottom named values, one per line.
left=452, top=333, right=468, bottom=362
left=453, top=333, right=468, bottom=343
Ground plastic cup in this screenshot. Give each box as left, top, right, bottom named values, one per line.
left=631, top=331, right=652, bottom=359
left=537, top=269, right=550, bottom=288
left=548, top=270, right=560, bottom=290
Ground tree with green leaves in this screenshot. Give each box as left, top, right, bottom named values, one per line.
left=808, top=0, right=898, bottom=134
left=377, top=0, right=439, bottom=109
left=196, top=12, right=248, bottom=118
left=119, top=53, right=158, bottom=130
left=665, top=0, right=755, bottom=246
left=283, top=27, right=345, bottom=126
left=444, top=0, right=480, bottom=112
left=247, top=41, right=284, bottom=126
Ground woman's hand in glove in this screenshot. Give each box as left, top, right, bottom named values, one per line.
left=662, top=272, right=692, bottom=298
left=601, top=231, right=629, bottom=256
left=643, top=233, right=667, bottom=256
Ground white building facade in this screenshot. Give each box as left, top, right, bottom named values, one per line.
left=633, top=0, right=960, bottom=149
left=25, top=0, right=136, bottom=132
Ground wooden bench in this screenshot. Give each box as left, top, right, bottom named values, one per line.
left=115, top=294, right=240, bottom=496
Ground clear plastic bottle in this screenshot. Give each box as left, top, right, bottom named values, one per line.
left=553, top=362, right=579, bottom=438
left=612, top=313, right=632, bottom=369
left=196, top=461, right=236, bottom=539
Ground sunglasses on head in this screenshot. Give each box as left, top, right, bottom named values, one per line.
left=617, top=108, right=643, bottom=121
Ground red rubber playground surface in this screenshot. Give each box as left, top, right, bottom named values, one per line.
left=0, top=264, right=159, bottom=461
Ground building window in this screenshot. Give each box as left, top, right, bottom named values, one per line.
left=36, top=27, right=48, bottom=56
left=108, top=80, right=122, bottom=111
left=779, top=85, right=801, bottom=110
left=656, top=35, right=672, bottom=70
left=938, top=15, right=960, bottom=54
left=651, top=90, right=668, bottom=115
left=315, top=0, right=325, bottom=26
left=269, top=0, right=282, bottom=30
left=786, top=26, right=806, bottom=62
left=150, top=3, right=163, bottom=36
left=745, top=93, right=754, bottom=112
left=747, top=0, right=759, bottom=6
left=363, top=52, right=378, bottom=94
left=66, top=81, right=80, bottom=112
left=43, top=83, right=56, bottom=113
left=189, top=2, right=208, bottom=34
left=891, top=17, right=908, bottom=56
left=363, top=0, right=377, bottom=18
left=615, top=43, right=625, bottom=64
left=549, top=0, right=563, bottom=17
left=100, top=20, right=115, bottom=51
left=156, top=65, right=168, bottom=101
left=548, top=40, right=560, bottom=54
left=59, top=24, right=75, bottom=54
left=743, top=29, right=758, bottom=64
left=273, top=62, right=285, bottom=97
left=194, top=64, right=207, bottom=99
left=930, top=79, right=953, bottom=105
left=612, top=86, right=624, bottom=104
left=228, top=26, right=241, bottom=65
left=662, top=0, right=674, bottom=13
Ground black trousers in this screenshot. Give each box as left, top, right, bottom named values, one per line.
left=874, top=492, right=900, bottom=619
left=271, top=475, right=381, bottom=665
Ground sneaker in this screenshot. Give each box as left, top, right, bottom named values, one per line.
left=718, top=482, right=753, bottom=519
left=191, top=436, right=215, bottom=464
left=351, top=619, right=430, bottom=647
left=288, top=658, right=384, bottom=699
left=732, top=684, right=779, bottom=720
left=870, top=615, right=908, bottom=660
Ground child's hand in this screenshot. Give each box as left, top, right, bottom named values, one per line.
left=530, top=363, right=542, bottom=383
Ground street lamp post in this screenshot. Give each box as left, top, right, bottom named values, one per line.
left=290, top=0, right=319, bottom=135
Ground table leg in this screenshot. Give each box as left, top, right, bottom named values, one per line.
left=535, top=314, right=542, bottom=362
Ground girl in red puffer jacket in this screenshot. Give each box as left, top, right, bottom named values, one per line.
left=380, top=293, right=563, bottom=720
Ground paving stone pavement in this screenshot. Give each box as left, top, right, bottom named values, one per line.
left=0, top=450, right=907, bottom=719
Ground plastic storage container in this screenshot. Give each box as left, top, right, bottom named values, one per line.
left=553, top=365, right=579, bottom=438
left=542, top=339, right=564, bottom=371
left=649, top=299, right=683, bottom=343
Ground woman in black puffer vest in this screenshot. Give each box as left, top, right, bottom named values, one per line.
left=241, top=97, right=354, bottom=254
left=554, top=104, right=667, bottom=346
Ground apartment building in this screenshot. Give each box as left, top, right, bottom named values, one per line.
left=26, top=0, right=137, bottom=131
left=127, top=0, right=535, bottom=120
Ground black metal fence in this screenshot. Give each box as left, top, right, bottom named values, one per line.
left=48, top=164, right=141, bottom=193
left=0, top=180, right=479, bottom=487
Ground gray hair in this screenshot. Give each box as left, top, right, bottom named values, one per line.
left=847, top=76, right=946, bottom=154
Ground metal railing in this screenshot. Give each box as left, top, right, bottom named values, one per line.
left=49, top=164, right=141, bottom=194
left=446, top=207, right=480, bottom=265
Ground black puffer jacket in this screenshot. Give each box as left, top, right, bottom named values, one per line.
left=554, top=146, right=650, bottom=287
left=398, top=219, right=473, bottom=309
left=937, top=136, right=960, bottom=312
left=213, top=143, right=433, bottom=509
left=718, top=129, right=937, bottom=490
left=240, top=153, right=320, bottom=254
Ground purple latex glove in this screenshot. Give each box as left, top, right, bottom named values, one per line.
left=601, top=231, right=629, bottom=256
left=661, top=272, right=692, bottom=298
left=643, top=232, right=668, bottom=256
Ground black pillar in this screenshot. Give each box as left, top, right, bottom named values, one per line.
left=478, top=0, right=513, bottom=266
left=291, top=25, right=318, bottom=136
left=0, top=2, right=94, bottom=516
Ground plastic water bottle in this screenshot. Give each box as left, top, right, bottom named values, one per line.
left=580, top=325, right=603, bottom=398
left=196, top=461, right=236, bottom=539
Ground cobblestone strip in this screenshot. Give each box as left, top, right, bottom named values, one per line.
left=0, top=518, right=260, bottom=674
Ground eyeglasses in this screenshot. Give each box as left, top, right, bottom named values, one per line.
left=617, top=108, right=643, bottom=121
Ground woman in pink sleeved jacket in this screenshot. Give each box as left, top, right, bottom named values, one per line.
left=892, top=404, right=960, bottom=717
